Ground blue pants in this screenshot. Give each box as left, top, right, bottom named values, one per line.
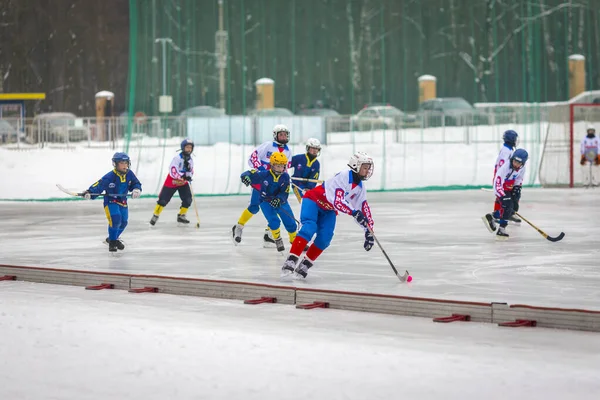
left=297, top=198, right=336, bottom=250
left=104, top=203, right=128, bottom=241
left=260, top=202, right=297, bottom=233
left=247, top=189, right=262, bottom=214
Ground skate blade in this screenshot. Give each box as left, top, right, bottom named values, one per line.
left=280, top=270, right=294, bottom=280
left=263, top=242, right=277, bottom=249
left=481, top=216, right=496, bottom=233
left=495, top=235, right=510, bottom=241
left=292, top=272, right=307, bottom=281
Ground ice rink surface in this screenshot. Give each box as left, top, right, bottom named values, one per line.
left=1, top=188, right=599, bottom=310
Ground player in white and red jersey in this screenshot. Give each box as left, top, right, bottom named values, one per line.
left=580, top=125, right=600, bottom=187
left=489, top=130, right=521, bottom=224
left=280, top=151, right=375, bottom=280
left=234, top=124, right=293, bottom=246
left=150, top=138, right=195, bottom=226
left=495, top=130, right=518, bottom=175
left=482, top=148, right=528, bottom=239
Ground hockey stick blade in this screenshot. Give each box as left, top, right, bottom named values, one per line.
left=56, top=183, right=83, bottom=197
left=56, top=184, right=134, bottom=198
left=367, top=226, right=409, bottom=283
left=546, top=232, right=565, bottom=242
left=396, top=269, right=410, bottom=282
left=514, top=212, right=565, bottom=243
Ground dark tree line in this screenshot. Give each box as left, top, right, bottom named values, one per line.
left=0, top=0, right=128, bottom=116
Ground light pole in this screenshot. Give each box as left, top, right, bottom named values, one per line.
left=155, top=38, right=172, bottom=99
left=154, top=38, right=173, bottom=144
left=217, top=0, right=227, bottom=111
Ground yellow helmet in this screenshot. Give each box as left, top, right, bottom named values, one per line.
left=270, top=152, right=288, bottom=167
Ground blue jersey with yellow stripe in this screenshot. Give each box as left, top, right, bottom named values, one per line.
left=290, top=153, right=320, bottom=189
left=88, top=169, right=142, bottom=207
left=241, top=169, right=290, bottom=204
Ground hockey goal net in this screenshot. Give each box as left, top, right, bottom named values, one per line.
left=539, top=103, right=600, bottom=187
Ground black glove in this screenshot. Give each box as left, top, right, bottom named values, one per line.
left=183, top=175, right=192, bottom=182
left=270, top=197, right=281, bottom=208
left=500, top=195, right=513, bottom=217
left=580, top=155, right=586, bottom=166
left=364, top=231, right=374, bottom=251
left=512, top=186, right=521, bottom=212
left=352, top=210, right=368, bottom=228
left=512, top=185, right=521, bottom=201
left=241, top=175, right=251, bottom=187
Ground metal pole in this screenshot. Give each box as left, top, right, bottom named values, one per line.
left=218, top=0, right=225, bottom=110
left=154, top=38, right=171, bottom=96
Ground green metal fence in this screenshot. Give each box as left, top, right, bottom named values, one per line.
left=127, top=0, right=600, bottom=118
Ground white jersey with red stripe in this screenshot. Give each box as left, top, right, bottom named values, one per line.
left=493, top=160, right=526, bottom=198
left=248, top=141, right=291, bottom=171
left=303, top=169, right=374, bottom=229
left=162, top=153, right=194, bottom=188
left=493, top=144, right=514, bottom=179
left=580, top=136, right=599, bottom=160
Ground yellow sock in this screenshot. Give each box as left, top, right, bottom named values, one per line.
left=153, top=204, right=164, bottom=216
left=271, top=228, right=281, bottom=239
left=179, top=207, right=189, bottom=215
left=288, top=231, right=297, bottom=244
left=237, top=209, right=254, bottom=225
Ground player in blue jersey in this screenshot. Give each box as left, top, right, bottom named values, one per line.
left=82, top=152, right=142, bottom=252
left=289, top=138, right=321, bottom=201
left=236, top=124, right=293, bottom=247
left=232, top=152, right=298, bottom=253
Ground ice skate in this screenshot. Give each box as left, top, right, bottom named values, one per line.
left=263, top=229, right=276, bottom=248
left=232, top=224, right=244, bottom=244
left=495, top=226, right=509, bottom=240
left=275, top=237, right=285, bottom=253
left=293, top=258, right=314, bottom=280
left=482, top=213, right=497, bottom=233
left=280, top=255, right=298, bottom=278
left=105, top=237, right=125, bottom=250
left=108, top=239, right=119, bottom=252
left=149, top=214, right=159, bottom=226
left=177, top=214, right=190, bottom=224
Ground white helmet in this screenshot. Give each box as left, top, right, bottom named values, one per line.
left=587, top=124, right=596, bottom=135
left=348, top=151, right=374, bottom=181
left=272, top=124, right=290, bottom=145
left=306, top=138, right=321, bottom=155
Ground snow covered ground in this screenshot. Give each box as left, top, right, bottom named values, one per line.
left=1, top=281, right=599, bottom=400
left=0, top=128, right=542, bottom=200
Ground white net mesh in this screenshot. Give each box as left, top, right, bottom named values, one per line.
left=539, top=104, right=600, bottom=187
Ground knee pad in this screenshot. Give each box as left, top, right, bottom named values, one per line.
left=247, top=204, right=260, bottom=214
left=267, top=217, right=281, bottom=231
left=110, top=213, right=123, bottom=229
left=314, top=232, right=333, bottom=250
left=181, top=197, right=192, bottom=208
left=298, top=220, right=317, bottom=241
